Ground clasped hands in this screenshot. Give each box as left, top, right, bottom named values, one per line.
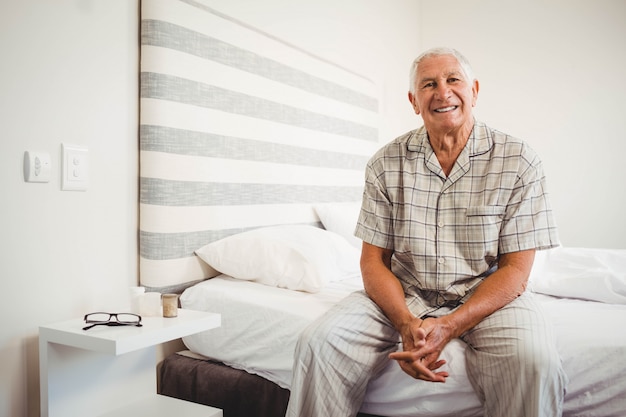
left=389, top=317, right=451, bottom=383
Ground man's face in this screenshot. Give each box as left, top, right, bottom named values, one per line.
left=409, top=55, right=479, bottom=134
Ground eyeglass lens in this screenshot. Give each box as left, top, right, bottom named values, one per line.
left=85, top=313, right=141, bottom=324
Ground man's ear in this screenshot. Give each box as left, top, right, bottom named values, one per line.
left=472, top=80, right=480, bottom=107
left=408, top=91, right=420, bottom=115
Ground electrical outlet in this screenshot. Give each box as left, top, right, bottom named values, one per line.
left=23, top=151, right=51, bottom=183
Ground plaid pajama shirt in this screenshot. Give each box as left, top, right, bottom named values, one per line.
left=356, top=120, right=559, bottom=316
left=287, top=121, right=566, bottom=417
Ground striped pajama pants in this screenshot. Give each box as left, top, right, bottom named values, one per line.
left=286, top=290, right=567, bottom=417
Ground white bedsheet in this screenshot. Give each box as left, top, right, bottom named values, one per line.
left=181, top=257, right=626, bottom=417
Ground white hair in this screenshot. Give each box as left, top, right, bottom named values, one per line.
left=409, top=47, right=475, bottom=94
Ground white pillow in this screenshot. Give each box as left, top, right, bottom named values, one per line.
left=530, top=247, right=626, bottom=304
left=314, top=201, right=362, bottom=248
left=195, top=225, right=361, bottom=293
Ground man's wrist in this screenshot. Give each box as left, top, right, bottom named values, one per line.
left=394, top=313, right=419, bottom=335
left=439, top=314, right=462, bottom=339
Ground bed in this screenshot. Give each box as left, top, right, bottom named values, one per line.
left=167, top=244, right=626, bottom=417
left=139, top=1, right=626, bottom=416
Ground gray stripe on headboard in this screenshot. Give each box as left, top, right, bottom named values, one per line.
left=140, top=223, right=322, bottom=260
left=141, top=72, right=378, bottom=141
left=140, top=125, right=370, bottom=170
left=140, top=178, right=363, bottom=206
left=141, top=19, right=378, bottom=112
left=139, top=0, right=379, bottom=289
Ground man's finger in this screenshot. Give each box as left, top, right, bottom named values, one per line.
left=393, top=355, right=441, bottom=381
left=389, top=350, right=419, bottom=361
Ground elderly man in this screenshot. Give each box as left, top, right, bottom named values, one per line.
left=286, top=47, right=567, bottom=417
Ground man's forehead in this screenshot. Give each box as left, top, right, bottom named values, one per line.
left=418, top=67, right=465, bottom=81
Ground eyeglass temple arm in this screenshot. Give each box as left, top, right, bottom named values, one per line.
left=82, top=322, right=143, bottom=331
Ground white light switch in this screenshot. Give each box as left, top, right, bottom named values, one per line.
left=23, top=151, right=51, bottom=183
left=62, top=143, right=89, bottom=191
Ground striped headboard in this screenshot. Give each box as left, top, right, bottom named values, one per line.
left=139, top=0, right=380, bottom=292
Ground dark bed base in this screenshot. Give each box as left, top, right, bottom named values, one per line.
left=158, top=353, right=382, bottom=417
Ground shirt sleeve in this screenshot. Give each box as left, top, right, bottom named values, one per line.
left=498, top=145, right=560, bottom=254
left=354, top=156, right=395, bottom=250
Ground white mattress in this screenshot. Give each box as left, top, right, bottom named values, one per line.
left=181, top=255, right=626, bottom=417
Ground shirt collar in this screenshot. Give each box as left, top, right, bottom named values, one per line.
left=406, top=119, right=493, bottom=157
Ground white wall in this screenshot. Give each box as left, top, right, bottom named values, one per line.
left=0, top=1, right=420, bottom=416
left=418, top=0, right=626, bottom=249
left=0, top=1, right=139, bottom=416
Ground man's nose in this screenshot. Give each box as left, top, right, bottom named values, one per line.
left=434, top=84, right=451, bottom=99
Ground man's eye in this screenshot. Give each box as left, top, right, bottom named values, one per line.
left=422, top=82, right=435, bottom=89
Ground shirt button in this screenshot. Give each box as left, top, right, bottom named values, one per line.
left=438, top=257, right=445, bottom=264
left=438, top=221, right=445, bottom=228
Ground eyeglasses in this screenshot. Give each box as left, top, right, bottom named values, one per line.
left=83, top=312, right=143, bottom=331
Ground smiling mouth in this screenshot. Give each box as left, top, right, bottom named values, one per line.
left=434, top=106, right=458, bottom=113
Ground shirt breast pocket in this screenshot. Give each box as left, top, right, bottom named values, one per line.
left=465, top=206, right=506, bottom=261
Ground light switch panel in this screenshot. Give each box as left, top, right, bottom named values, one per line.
left=62, top=143, right=89, bottom=191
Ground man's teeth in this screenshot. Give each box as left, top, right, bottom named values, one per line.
left=435, top=106, right=457, bottom=113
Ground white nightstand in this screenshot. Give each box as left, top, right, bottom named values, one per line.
left=39, top=309, right=222, bottom=417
